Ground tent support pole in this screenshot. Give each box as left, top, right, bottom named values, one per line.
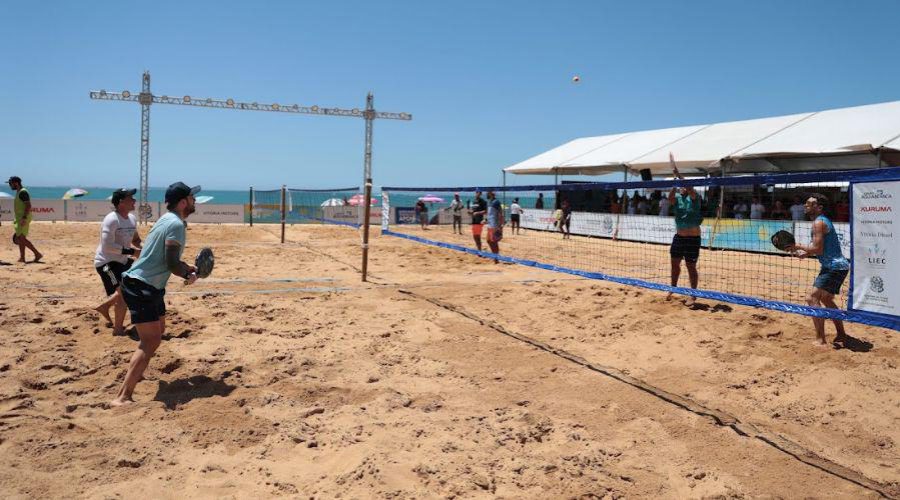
left=708, top=161, right=727, bottom=250
left=502, top=170, right=507, bottom=206
left=877, top=149, right=883, bottom=168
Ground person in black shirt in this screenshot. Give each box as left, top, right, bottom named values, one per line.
left=535, top=193, right=544, bottom=209
left=415, top=199, right=428, bottom=230
left=469, top=190, right=488, bottom=251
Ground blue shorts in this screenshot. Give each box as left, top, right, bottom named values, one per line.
left=121, top=276, right=167, bottom=324
left=814, top=268, right=848, bottom=295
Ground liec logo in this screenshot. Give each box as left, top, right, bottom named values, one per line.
left=861, top=189, right=893, bottom=200
left=602, top=215, right=614, bottom=234
left=869, top=276, right=885, bottom=294
left=865, top=243, right=888, bottom=266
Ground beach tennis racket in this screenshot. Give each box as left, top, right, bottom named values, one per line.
left=770, top=230, right=795, bottom=251
left=194, top=247, right=215, bottom=278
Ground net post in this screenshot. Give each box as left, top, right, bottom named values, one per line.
left=708, top=160, right=727, bottom=249
left=249, top=186, right=254, bottom=227
left=361, top=179, right=373, bottom=282
left=280, top=184, right=286, bottom=244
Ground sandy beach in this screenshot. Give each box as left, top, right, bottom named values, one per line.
left=0, top=221, right=897, bottom=498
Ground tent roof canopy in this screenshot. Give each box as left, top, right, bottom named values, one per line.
left=505, top=100, right=900, bottom=177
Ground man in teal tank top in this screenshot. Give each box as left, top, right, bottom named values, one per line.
left=788, top=194, right=850, bottom=347
left=7, top=176, right=43, bottom=263
left=666, top=154, right=703, bottom=305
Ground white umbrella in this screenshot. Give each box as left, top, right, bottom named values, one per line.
left=195, top=195, right=214, bottom=204
left=320, top=198, right=344, bottom=207
left=62, top=188, right=88, bottom=200
left=0, top=192, right=12, bottom=199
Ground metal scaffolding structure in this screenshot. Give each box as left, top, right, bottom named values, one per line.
left=90, top=71, right=411, bottom=281
left=90, top=71, right=412, bottom=226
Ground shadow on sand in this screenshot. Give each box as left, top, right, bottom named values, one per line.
left=153, top=374, right=237, bottom=410
left=834, top=334, right=874, bottom=353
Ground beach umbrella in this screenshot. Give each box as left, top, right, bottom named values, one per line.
left=62, top=188, right=88, bottom=200
left=418, top=194, right=445, bottom=203
left=195, top=195, right=214, bottom=204
left=320, top=198, right=344, bottom=207
left=347, top=194, right=378, bottom=206
left=0, top=192, right=12, bottom=199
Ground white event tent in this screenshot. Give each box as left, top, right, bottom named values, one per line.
left=505, top=100, right=900, bottom=178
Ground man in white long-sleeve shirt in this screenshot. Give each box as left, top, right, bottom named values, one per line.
left=94, top=188, right=142, bottom=335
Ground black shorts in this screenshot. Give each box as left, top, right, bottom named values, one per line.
left=121, top=276, right=167, bottom=324
left=510, top=214, right=520, bottom=223
left=96, top=259, right=134, bottom=296
left=670, top=235, right=701, bottom=263
left=814, top=268, right=849, bottom=295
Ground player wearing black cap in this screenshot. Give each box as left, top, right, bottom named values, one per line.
left=93, top=188, right=142, bottom=336
left=7, top=176, right=42, bottom=263
left=110, top=182, right=200, bottom=406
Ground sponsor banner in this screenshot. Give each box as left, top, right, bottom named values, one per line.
left=66, top=200, right=115, bottom=222
left=191, top=204, right=245, bottom=224
left=851, top=181, right=899, bottom=315
left=709, top=219, right=793, bottom=254
left=521, top=209, right=709, bottom=247
left=521, top=208, right=558, bottom=232
left=25, top=200, right=66, bottom=221
left=793, top=221, right=850, bottom=259
left=395, top=207, right=417, bottom=224
left=321, top=206, right=381, bottom=225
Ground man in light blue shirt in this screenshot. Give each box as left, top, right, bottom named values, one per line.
left=111, top=182, right=200, bottom=406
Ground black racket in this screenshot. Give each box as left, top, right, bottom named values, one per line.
left=194, top=247, right=214, bottom=278
left=770, top=230, right=795, bottom=251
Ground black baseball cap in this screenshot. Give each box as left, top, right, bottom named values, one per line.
left=165, top=182, right=201, bottom=204
left=7, top=176, right=21, bottom=184
left=111, top=188, right=137, bottom=206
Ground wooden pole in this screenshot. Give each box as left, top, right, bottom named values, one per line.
left=249, top=186, right=254, bottom=227
left=708, top=161, right=727, bottom=250
left=280, top=185, right=286, bottom=244
left=361, top=180, right=373, bottom=282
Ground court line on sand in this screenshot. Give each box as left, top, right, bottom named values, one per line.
left=398, top=288, right=895, bottom=499
left=31, top=287, right=349, bottom=300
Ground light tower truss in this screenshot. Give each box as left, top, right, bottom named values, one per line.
left=90, top=71, right=412, bottom=224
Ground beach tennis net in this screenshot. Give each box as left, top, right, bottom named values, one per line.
left=251, top=187, right=364, bottom=226
left=381, top=168, right=900, bottom=330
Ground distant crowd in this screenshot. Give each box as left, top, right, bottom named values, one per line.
left=561, top=190, right=851, bottom=223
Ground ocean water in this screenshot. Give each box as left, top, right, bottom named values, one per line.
left=0, top=186, right=255, bottom=205
left=1, top=186, right=554, bottom=210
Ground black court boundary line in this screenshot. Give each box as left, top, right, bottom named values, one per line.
left=398, top=289, right=895, bottom=499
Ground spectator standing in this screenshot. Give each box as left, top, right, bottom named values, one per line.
left=448, top=193, right=463, bottom=234
left=789, top=196, right=806, bottom=221
left=509, top=198, right=523, bottom=234
left=733, top=199, right=749, bottom=219
left=750, top=197, right=766, bottom=220
left=658, top=195, right=671, bottom=216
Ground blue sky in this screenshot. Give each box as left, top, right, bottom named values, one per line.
left=2, top=0, right=899, bottom=190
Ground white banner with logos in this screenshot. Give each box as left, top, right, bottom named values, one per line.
left=190, top=204, right=244, bottom=223
left=13, top=200, right=66, bottom=221
left=520, top=209, right=708, bottom=244
left=851, top=181, right=900, bottom=316
left=322, top=206, right=382, bottom=225
left=66, top=200, right=115, bottom=221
